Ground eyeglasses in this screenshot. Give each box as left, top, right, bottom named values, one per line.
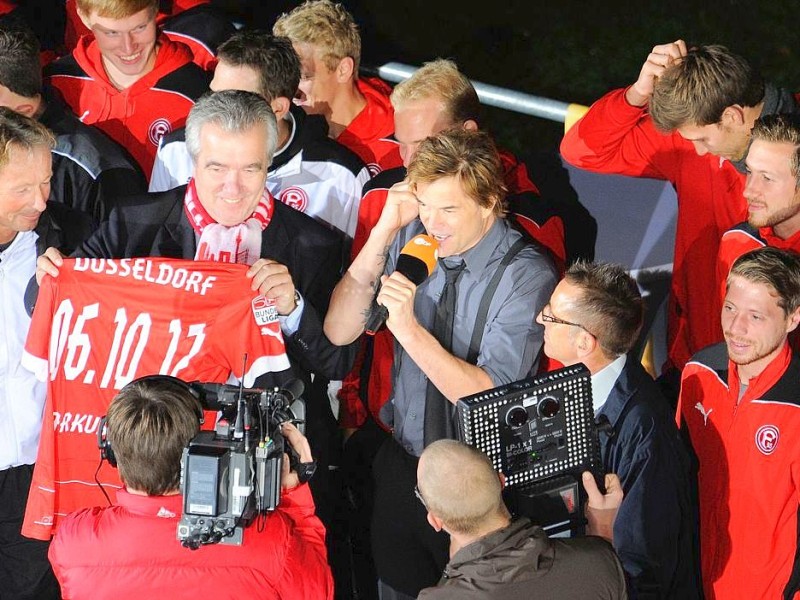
left=414, top=484, right=428, bottom=509
left=540, top=307, right=595, bottom=337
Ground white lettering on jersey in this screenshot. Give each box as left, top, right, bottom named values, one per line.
left=53, top=412, right=102, bottom=434
left=74, top=258, right=216, bottom=296
left=49, top=299, right=209, bottom=390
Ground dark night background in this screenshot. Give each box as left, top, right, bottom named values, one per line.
left=277, top=0, right=799, bottom=159
left=17, top=0, right=800, bottom=170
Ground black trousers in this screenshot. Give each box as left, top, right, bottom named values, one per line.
left=0, top=464, right=60, bottom=600
left=371, top=438, right=449, bottom=597
left=341, top=418, right=389, bottom=600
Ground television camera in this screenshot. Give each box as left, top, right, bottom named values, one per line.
left=177, top=379, right=306, bottom=549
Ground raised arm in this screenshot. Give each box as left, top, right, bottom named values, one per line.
left=324, top=181, right=420, bottom=345
left=560, top=40, right=688, bottom=178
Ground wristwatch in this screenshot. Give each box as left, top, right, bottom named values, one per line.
left=295, top=460, right=317, bottom=484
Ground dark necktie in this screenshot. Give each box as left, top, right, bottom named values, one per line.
left=423, top=260, right=466, bottom=446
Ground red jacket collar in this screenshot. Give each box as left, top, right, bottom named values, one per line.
left=116, top=489, right=183, bottom=518
left=728, top=341, right=792, bottom=403
left=759, top=226, right=800, bottom=251
left=74, top=33, right=193, bottom=95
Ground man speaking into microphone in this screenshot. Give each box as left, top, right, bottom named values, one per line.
left=325, top=129, right=557, bottom=599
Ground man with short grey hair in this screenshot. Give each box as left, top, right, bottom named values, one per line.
left=39, top=89, right=355, bottom=382
left=36, top=94, right=357, bottom=544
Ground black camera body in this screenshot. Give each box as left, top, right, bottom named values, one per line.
left=177, top=381, right=304, bottom=549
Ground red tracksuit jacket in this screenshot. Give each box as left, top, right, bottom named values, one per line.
left=46, top=34, right=208, bottom=177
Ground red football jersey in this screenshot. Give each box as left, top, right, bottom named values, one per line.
left=21, top=257, right=290, bottom=540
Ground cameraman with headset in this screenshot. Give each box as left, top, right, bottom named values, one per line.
left=47, top=376, right=334, bottom=600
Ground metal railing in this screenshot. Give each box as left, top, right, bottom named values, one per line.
left=374, top=62, right=585, bottom=126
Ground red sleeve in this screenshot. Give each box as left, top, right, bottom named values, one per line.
left=21, top=277, right=58, bottom=540
left=216, top=290, right=292, bottom=387
left=352, top=186, right=390, bottom=261
left=276, top=484, right=334, bottom=600
left=21, top=275, right=57, bottom=381
left=338, top=340, right=370, bottom=429
left=511, top=212, right=566, bottom=270
left=559, top=87, right=678, bottom=181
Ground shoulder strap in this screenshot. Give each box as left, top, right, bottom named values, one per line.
left=466, top=238, right=528, bottom=364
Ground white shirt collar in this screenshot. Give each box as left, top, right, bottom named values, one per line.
left=590, top=354, right=627, bottom=415
left=274, top=110, right=297, bottom=158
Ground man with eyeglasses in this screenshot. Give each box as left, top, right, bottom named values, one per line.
left=537, top=261, right=700, bottom=598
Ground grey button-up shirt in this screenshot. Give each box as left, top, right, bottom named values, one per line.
left=381, top=218, right=558, bottom=456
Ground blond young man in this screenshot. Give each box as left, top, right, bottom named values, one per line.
left=45, top=0, right=208, bottom=176
left=679, top=247, right=800, bottom=598
left=274, top=0, right=401, bottom=174
left=0, top=24, right=146, bottom=222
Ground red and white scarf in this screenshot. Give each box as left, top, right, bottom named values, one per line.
left=183, top=179, right=273, bottom=265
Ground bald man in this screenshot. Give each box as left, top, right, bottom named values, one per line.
left=415, top=440, right=627, bottom=600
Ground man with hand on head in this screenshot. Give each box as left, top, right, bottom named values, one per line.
left=415, top=440, right=627, bottom=600
left=561, top=40, right=799, bottom=378
left=48, top=375, right=333, bottom=599
left=324, top=128, right=557, bottom=598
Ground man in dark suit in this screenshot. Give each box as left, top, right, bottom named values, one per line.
left=38, top=89, right=355, bottom=383
left=36, top=91, right=356, bottom=575
left=536, top=261, right=700, bottom=599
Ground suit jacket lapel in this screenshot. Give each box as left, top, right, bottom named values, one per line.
left=261, top=205, right=290, bottom=260
left=153, top=190, right=196, bottom=259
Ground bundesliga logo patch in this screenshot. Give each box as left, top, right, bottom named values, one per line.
left=251, top=295, right=279, bottom=326
left=755, top=424, right=779, bottom=455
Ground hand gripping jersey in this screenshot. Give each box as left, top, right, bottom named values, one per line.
left=20, top=258, right=290, bottom=540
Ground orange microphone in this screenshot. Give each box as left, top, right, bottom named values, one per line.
left=365, top=234, right=439, bottom=335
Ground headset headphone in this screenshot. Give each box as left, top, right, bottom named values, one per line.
left=97, top=374, right=204, bottom=468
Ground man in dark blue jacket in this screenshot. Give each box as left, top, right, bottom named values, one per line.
left=537, top=260, right=700, bottom=599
